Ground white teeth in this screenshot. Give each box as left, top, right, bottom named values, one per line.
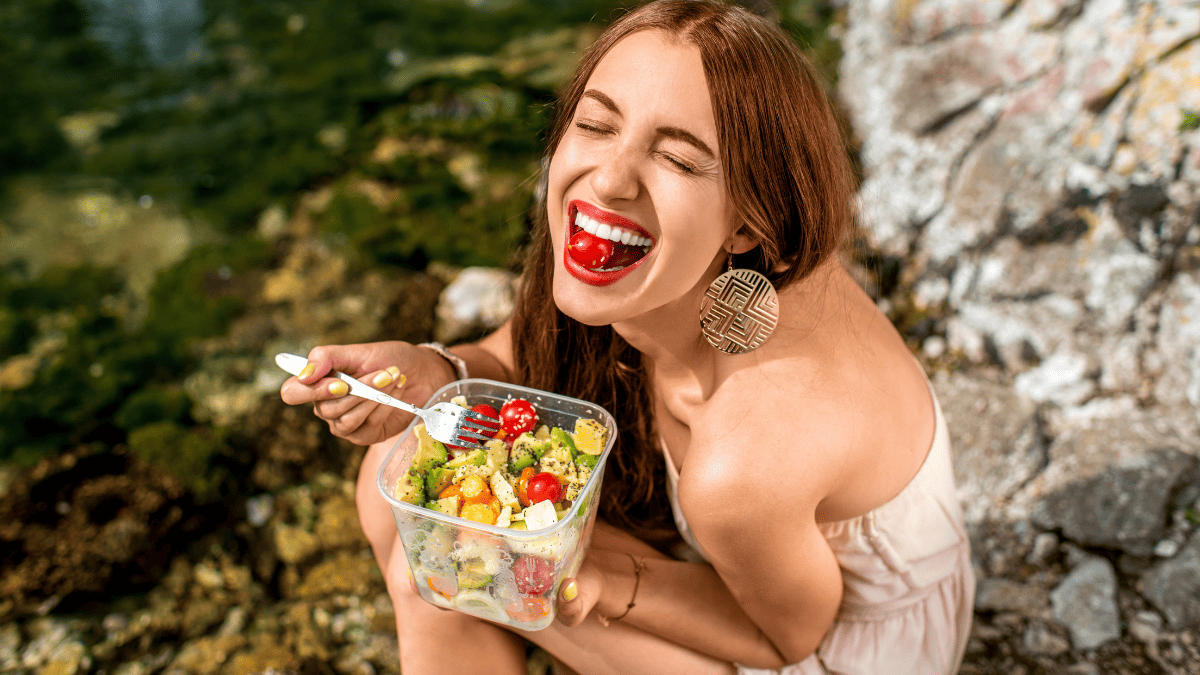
left=574, top=211, right=652, bottom=247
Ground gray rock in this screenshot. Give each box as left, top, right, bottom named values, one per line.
left=1023, top=621, right=1070, bottom=655
left=433, top=267, right=517, bottom=345
left=1050, top=556, right=1121, bottom=650
left=933, top=371, right=1044, bottom=524
left=1142, top=530, right=1200, bottom=629
left=1032, top=448, right=1197, bottom=556
left=975, top=577, right=1049, bottom=615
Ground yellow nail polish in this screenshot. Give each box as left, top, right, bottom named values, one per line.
left=298, top=363, right=315, bottom=379
left=561, top=580, right=578, bottom=602
left=386, top=366, right=401, bottom=378
left=373, top=371, right=394, bottom=388
left=329, top=381, right=349, bottom=396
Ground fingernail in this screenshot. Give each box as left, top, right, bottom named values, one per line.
left=561, top=580, right=578, bottom=602
left=329, top=381, right=349, bottom=396
left=408, top=568, right=418, bottom=593
left=373, top=371, right=394, bottom=388
left=387, top=366, right=401, bottom=378
left=298, top=363, right=315, bottom=379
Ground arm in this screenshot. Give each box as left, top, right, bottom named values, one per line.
left=552, top=396, right=850, bottom=668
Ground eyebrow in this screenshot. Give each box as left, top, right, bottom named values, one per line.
left=580, top=88, right=716, bottom=160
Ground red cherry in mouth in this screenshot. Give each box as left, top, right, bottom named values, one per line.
left=567, top=230, right=613, bottom=270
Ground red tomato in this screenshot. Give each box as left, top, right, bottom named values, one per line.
left=512, top=555, right=555, bottom=595
left=470, top=404, right=502, bottom=436
left=526, top=472, right=563, bottom=505
left=448, top=403, right=502, bottom=449
left=567, top=230, right=614, bottom=269
left=499, top=399, right=538, bottom=437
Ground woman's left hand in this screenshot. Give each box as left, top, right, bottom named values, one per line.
left=554, top=558, right=604, bottom=627
left=554, top=523, right=670, bottom=627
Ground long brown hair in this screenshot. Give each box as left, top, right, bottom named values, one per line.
left=510, top=0, right=855, bottom=545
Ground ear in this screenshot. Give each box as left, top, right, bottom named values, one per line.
left=724, top=226, right=759, bottom=255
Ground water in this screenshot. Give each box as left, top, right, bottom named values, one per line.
left=85, top=0, right=205, bottom=66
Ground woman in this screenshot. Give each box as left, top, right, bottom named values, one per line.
left=281, top=2, right=974, bottom=673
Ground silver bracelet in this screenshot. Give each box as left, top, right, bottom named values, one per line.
left=419, top=342, right=469, bottom=380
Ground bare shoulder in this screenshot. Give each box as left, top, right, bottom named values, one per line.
left=681, top=268, right=936, bottom=526
left=679, top=358, right=863, bottom=523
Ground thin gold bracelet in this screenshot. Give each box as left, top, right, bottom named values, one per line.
left=598, top=553, right=646, bottom=626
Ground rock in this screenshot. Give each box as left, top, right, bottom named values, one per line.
left=293, top=551, right=380, bottom=599
left=1050, top=555, right=1121, bottom=650
left=934, top=372, right=1044, bottom=524
left=245, top=495, right=273, bottom=527
left=974, top=578, right=1048, bottom=615
left=181, top=600, right=224, bottom=640
left=170, top=634, right=246, bottom=675
left=1022, top=622, right=1070, bottom=656
left=1026, top=532, right=1060, bottom=565
left=434, top=267, right=517, bottom=344
left=20, top=618, right=68, bottom=668
left=314, top=495, right=367, bottom=551
left=1032, top=448, right=1197, bottom=556
left=221, top=642, right=295, bottom=675
left=1128, top=610, right=1163, bottom=644
left=38, top=639, right=87, bottom=675
left=274, top=524, right=320, bottom=565
left=1142, top=530, right=1200, bottom=629
left=0, top=624, right=18, bottom=670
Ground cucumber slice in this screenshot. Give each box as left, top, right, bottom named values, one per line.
left=454, top=590, right=507, bottom=622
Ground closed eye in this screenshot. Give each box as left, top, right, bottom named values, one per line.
left=658, top=152, right=698, bottom=175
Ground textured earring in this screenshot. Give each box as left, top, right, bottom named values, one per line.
left=699, top=254, right=778, bottom=354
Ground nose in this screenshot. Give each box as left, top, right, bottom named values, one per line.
left=589, top=142, right=641, bottom=203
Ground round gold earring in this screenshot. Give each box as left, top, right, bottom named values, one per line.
left=699, top=254, right=778, bottom=354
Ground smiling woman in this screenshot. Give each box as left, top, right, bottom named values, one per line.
left=280, top=2, right=974, bottom=674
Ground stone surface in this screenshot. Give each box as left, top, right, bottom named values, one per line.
left=434, top=266, right=518, bottom=345
left=1050, top=556, right=1122, bottom=651
left=934, top=371, right=1044, bottom=524
left=1032, top=448, right=1198, bottom=556
left=1143, top=530, right=1200, bottom=629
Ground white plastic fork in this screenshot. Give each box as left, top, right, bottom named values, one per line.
left=275, top=353, right=495, bottom=449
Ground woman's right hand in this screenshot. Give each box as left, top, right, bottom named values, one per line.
left=279, top=341, right=458, bottom=446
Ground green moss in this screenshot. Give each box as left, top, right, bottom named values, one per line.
left=127, top=421, right=228, bottom=498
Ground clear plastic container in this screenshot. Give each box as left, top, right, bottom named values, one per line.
left=376, top=379, right=617, bottom=630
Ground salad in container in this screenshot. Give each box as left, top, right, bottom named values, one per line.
left=377, top=379, right=617, bottom=630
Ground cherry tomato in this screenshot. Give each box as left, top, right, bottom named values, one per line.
left=512, top=555, right=555, bottom=595
left=499, top=399, right=539, bottom=437
left=505, top=595, right=551, bottom=622
left=470, top=404, right=502, bottom=436
left=567, top=230, right=614, bottom=269
left=526, top=472, right=563, bottom=505
left=516, top=466, right=536, bottom=507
